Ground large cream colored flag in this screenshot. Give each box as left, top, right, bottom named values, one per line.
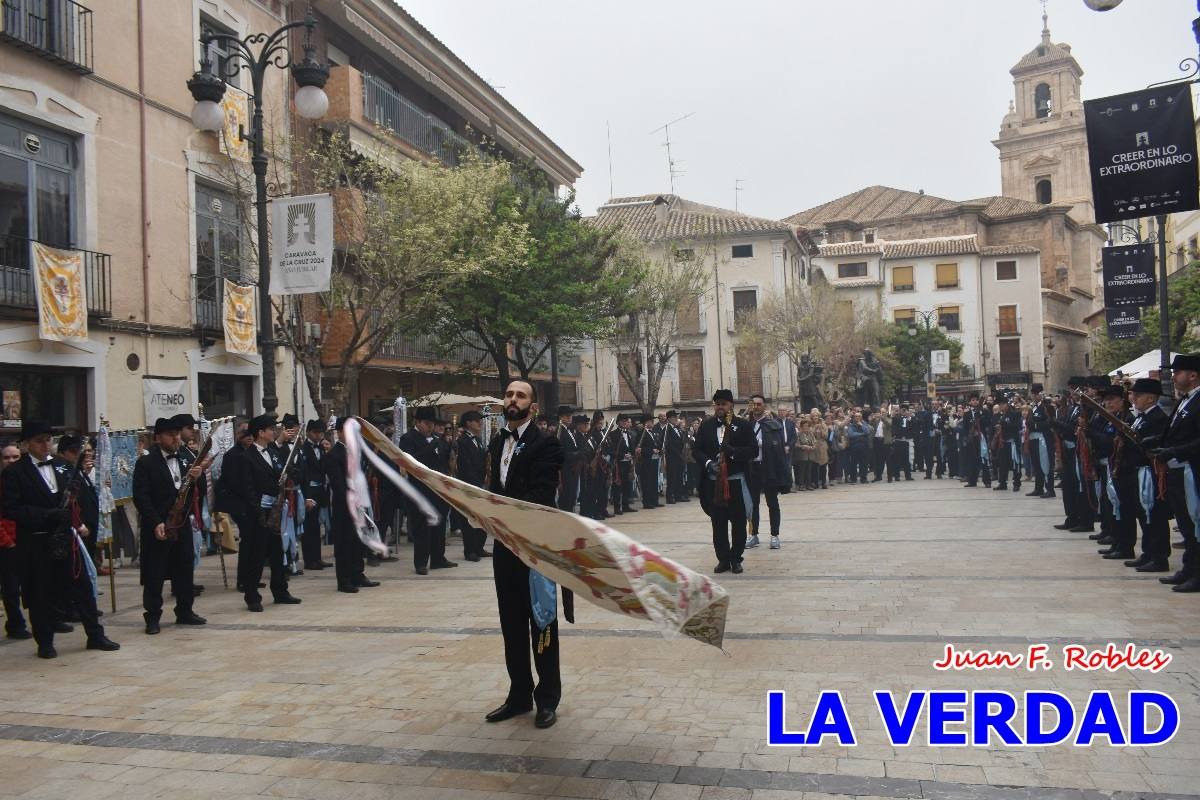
left=222, top=279, right=257, bottom=355
left=32, top=242, right=88, bottom=344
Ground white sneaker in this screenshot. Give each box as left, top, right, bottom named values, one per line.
left=746, top=534, right=760, bottom=549
left=770, top=535, right=781, bottom=550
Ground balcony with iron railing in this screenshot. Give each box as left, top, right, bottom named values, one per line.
left=995, top=315, right=1023, bottom=336
left=673, top=377, right=712, bottom=405
left=362, top=73, right=472, bottom=167
left=193, top=272, right=240, bottom=333
left=0, top=234, right=110, bottom=317
left=0, top=0, right=93, bottom=73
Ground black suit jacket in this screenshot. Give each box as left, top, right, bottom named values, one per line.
left=324, top=441, right=350, bottom=522
left=225, top=445, right=281, bottom=521
left=1162, top=389, right=1200, bottom=465
left=132, top=448, right=186, bottom=531
left=1, top=454, right=69, bottom=545
left=693, top=415, right=758, bottom=474
left=456, top=433, right=487, bottom=488
left=487, top=422, right=563, bottom=507
left=558, top=426, right=580, bottom=471
left=664, top=424, right=685, bottom=458
left=300, top=440, right=329, bottom=507
left=1127, top=404, right=1169, bottom=469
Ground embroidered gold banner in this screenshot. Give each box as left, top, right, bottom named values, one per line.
left=33, top=242, right=88, bottom=344
left=222, top=279, right=257, bottom=355
left=218, top=86, right=250, bottom=163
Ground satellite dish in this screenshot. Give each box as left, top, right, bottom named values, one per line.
left=1082, top=0, right=1123, bottom=10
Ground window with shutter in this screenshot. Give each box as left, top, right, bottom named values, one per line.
left=736, top=346, right=763, bottom=399
left=998, top=305, right=1018, bottom=335
left=677, top=295, right=701, bottom=335
left=995, top=260, right=1017, bottom=281
left=935, top=263, right=959, bottom=289
left=618, top=351, right=640, bottom=404
left=677, top=349, right=704, bottom=401
left=937, top=305, right=961, bottom=332
left=998, top=338, right=1021, bottom=372
left=893, top=308, right=915, bottom=325
left=892, top=265, right=914, bottom=292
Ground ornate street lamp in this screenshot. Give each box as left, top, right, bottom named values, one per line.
left=186, top=8, right=329, bottom=414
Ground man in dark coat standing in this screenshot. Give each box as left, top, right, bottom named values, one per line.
left=399, top=406, right=456, bottom=575
left=324, top=416, right=375, bottom=593
left=663, top=410, right=686, bottom=503
left=299, top=420, right=332, bottom=570
left=1125, top=378, right=1172, bottom=573
left=0, top=420, right=119, bottom=658
left=133, top=417, right=209, bottom=634
left=484, top=380, right=566, bottom=730
left=455, top=410, right=490, bottom=561
left=1150, top=354, right=1200, bottom=592
left=694, top=390, right=758, bottom=573
left=556, top=405, right=581, bottom=514
left=746, top=394, right=788, bottom=550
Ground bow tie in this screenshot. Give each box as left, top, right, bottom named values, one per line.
left=36, top=460, right=54, bottom=468
left=165, top=453, right=182, bottom=461
left=500, top=428, right=515, bottom=440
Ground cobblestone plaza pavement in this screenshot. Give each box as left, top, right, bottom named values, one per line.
left=0, top=478, right=1197, bottom=800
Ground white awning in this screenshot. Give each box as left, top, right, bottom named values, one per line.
left=1108, top=350, right=1180, bottom=380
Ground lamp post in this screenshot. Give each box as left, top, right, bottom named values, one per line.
left=908, top=310, right=947, bottom=401
left=1106, top=220, right=1172, bottom=393
left=186, top=9, right=329, bottom=414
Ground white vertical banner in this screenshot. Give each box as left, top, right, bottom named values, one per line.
left=269, top=193, right=333, bottom=295
left=930, top=350, right=951, bottom=376
left=143, top=377, right=190, bottom=425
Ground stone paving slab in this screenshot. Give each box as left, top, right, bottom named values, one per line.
left=0, top=478, right=1197, bottom=799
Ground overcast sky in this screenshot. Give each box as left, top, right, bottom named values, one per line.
left=400, top=0, right=1198, bottom=221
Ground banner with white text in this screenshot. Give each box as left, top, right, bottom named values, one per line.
left=143, top=377, right=190, bottom=426
left=269, top=193, right=333, bottom=295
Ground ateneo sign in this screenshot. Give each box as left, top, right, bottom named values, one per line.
left=1084, top=84, right=1200, bottom=224
left=1101, top=243, right=1156, bottom=307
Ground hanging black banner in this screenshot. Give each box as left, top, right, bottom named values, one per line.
left=1106, top=307, right=1142, bottom=341
left=1084, top=84, right=1200, bottom=224
left=1101, top=243, right=1156, bottom=307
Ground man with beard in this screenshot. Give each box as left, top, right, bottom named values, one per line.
left=399, top=407, right=456, bottom=575
left=694, top=389, right=758, bottom=573
left=746, top=394, right=787, bottom=550
left=485, top=380, right=567, bottom=729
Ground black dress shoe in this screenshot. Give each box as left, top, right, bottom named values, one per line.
left=1137, top=561, right=1170, bottom=573
left=1087, top=533, right=1103, bottom=541
left=993, top=485, right=1007, bottom=491
left=1097, top=537, right=1115, bottom=547
left=1124, top=555, right=1152, bottom=568
left=176, top=612, right=207, bottom=625
left=53, top=621, right=73, bottom=634
left=86, top=636, right=120, bottom=651
left=479, top=550, right=492, bottom=558
left=1159, top=571, right=1188, bottom=585
left=1040, top=492, right=1056, bottom=498
left=5, top=629, right=32, bottom=640
left=193, top=584, right=205, bottom=594
left=731, top=562, right=744, bottom=574
left=1025, top=490, right=1042, bottom=496
left=1172, top=576, right=1200, bottom=592
left=430, top=560, right=458, bottom=569
left=355, top=578, right=380, bottom=588
left=485, top=703, right=532, bottom=723
left=274, top=594, right=302, bottom=604
left=1103, top=550, right=1134, bottom=560
left=465, top=553, right=481, bottom=562
left=535, top=709, right=557, bottom=729
left=246, top=601, right=264, bottom=612
left=145, top=619, right=161, bottom=635
left=714, top=562, right=731, bottom=574
left=37, top=645, right=57, bottom=659
left=337, top=584, right=359, bottom=593
left=307, top=563, right=326, bottom=570
left=415, top=567, right=428, bottom=575
left=1053, top=523, right=1074, bottom=530
left=1069, top=526, right=1094, bottom=533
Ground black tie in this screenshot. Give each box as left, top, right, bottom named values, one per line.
left=36, top=460, right=54, bottom=468
left=500, top=428, right=514, bottom=440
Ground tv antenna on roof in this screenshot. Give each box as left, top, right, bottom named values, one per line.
left=735, top=178, right=745, bottom=212
left=650, top=112, right=694, bottom=193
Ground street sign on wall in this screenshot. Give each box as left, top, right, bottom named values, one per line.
left=1084, top=84, right=1200, bottom=224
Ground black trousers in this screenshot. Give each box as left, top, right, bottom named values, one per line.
left=888, top=439, right=912, bottom=480
left=0, top=546, right=26, bottom=635
left=493, top=542, right=560, bottom=711
left=872, top=439, right=886, bottom=480
left=849, top=448, right=869, bottom=483
left=557, top=469, right=579, bottom=513
left=1059, top=445, right=1080, bottom=523
left=612, top=462, right=635, bottom=510
left=666, top=454, right=685, bottom=501
left=409, top=506, right=447, bottom=570
left=747, top=462, right=780, bottom=537
left=1166, top=468, right=1199, bottom=577
left=331, top=506, right=364, bottom=587
left=1109, top=469, right=1139, bottom=554
left=638, top=458, right=659, bottom=508
left=1028, top=437, right=1050, bottom=494
left=924, top=437, right=944, bottom=478
left=705, top=476, right=747, bottom=564
left=236, top=514, right=288, bottom=604
left=302, top=502, right=325, bottom=566
left=963, top=439, right=990, bottom=485
left=20, top=538, right=104, bottom=649
left=1137, top=469, right=1171, bottom=562
left=141, top=533, right=194, bottom=620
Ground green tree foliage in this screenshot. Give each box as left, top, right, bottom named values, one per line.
left=877, top=321, right=964, bottom=400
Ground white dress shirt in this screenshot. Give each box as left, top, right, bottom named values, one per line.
left=33, top=455, right=56, bottom=492
left=752, top=419, right=763, bottom=462
left=161, top=448, right=182, bottom=489
left=500, top=419, right=532, bottom=489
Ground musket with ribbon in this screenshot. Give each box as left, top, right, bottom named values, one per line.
left=164, top=419, right=225, bottom=540
left=589, top=418, right=617, bottom=477
left=1076, top=390, right=1167, bottom=499
left=714, top=411, right=732, bottom=507
left=266, top=437, right=302, bottom=535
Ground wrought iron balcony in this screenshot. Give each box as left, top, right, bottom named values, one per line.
left=362, top=73, right=472, bottom=166
left=0, top=0, right=93, bottom=74
left=376, top=330, right=484, bottom=368
left=0, top=234, right=110, bottom=317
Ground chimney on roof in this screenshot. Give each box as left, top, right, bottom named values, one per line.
left=919, top=189, right=925, bottom=195
left=653, top=196, right=669, bottom=227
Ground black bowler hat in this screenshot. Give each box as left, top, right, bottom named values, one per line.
left=556, top=405, right=574, bottom=417
left=1031, top=383, right=1044, bottom=394
left=333, top=415, right=351, bottom=432
left=1131, top=378, right=1163, bottom=395
left=305, top=419, right=324, bottom=433
left=170, top=413, right=197, bottom=428
left=591, top=410, right=605, bottom=423
left=413, top=406, right=445, bottom=424
left=459, top=410, right=483, bottom=426
left=1099, top=384, right=1126, bottom=400
left=248, top=413, right=277, bottom=435
left=56, top=433, right=83, bottom=453
left=713, top=389, right=734, bottom=403
left=1067, top=376, right=1085, bottom=388
left=281, top=413, right=300, bottom=428
left=154, top=417, right=182, bottom=435
left=1086, top=376, right=1110, bottom=390
left=1171, top=353, right=1200, bottom=373
left=572, top=414, right=589, bottom=425
left=666, top=410, right=678, bottom=419
left=19, top=419, right=52, bottom=441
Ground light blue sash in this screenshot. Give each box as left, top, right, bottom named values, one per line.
left=1105, top=471, right=1121, bottom=521
left=1029, top=433, right=1050, bottom=477
left=1138, top=466, right=1155, bottom=524
left=727, top=473, right=753, bottom=517
left=1183, top=464, right=1200, bottom=531
left=76, top=531, right=98, bottom=600
left=979, top=435, right=990, bottom=466
left=529, top=570, right=556, bottom=630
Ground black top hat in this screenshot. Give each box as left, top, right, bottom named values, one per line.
left=56, top=433, right=84, bottom=453
left=666, top=410, right=678, bottom=419
left=556, top=405, right=574, bottom=417
left=1067, top=376, right=1084, bottom=387
left=1131, top=378, right=1163, bottom=395
left=1086, top=376, right=1111, bottom=390
left=572, top=414, right=589, bottom=425
left=459, top=410, right=483, bottom=425
left=170, top=413, right=197, bottom=428
left=591, top=410, right=605, bottom=423
left=248, top=413, right=277, bottom=435
left=1099, top=384, right=1126, bottom=400
left=305, top=419, right=325, bottom=433
left=413, top=406, right=445, bottom=424
left=154, top=417, right=183, bottom=435
left=1031, top=383, right=1044, bottom=394
left=281, top=413, right=300, bottom=428
left=19, top=419, right=52, bottom=441
left=713, top=389, right=734, bottom=403
left=1171, top=353, right=1200, bottom=373
left=640, top=414, right=654, bottom=423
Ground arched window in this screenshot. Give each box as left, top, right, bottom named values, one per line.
left=1034, top=83, right=1052, bottom=118
left=1036, top=179, right=1053, bottom=204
